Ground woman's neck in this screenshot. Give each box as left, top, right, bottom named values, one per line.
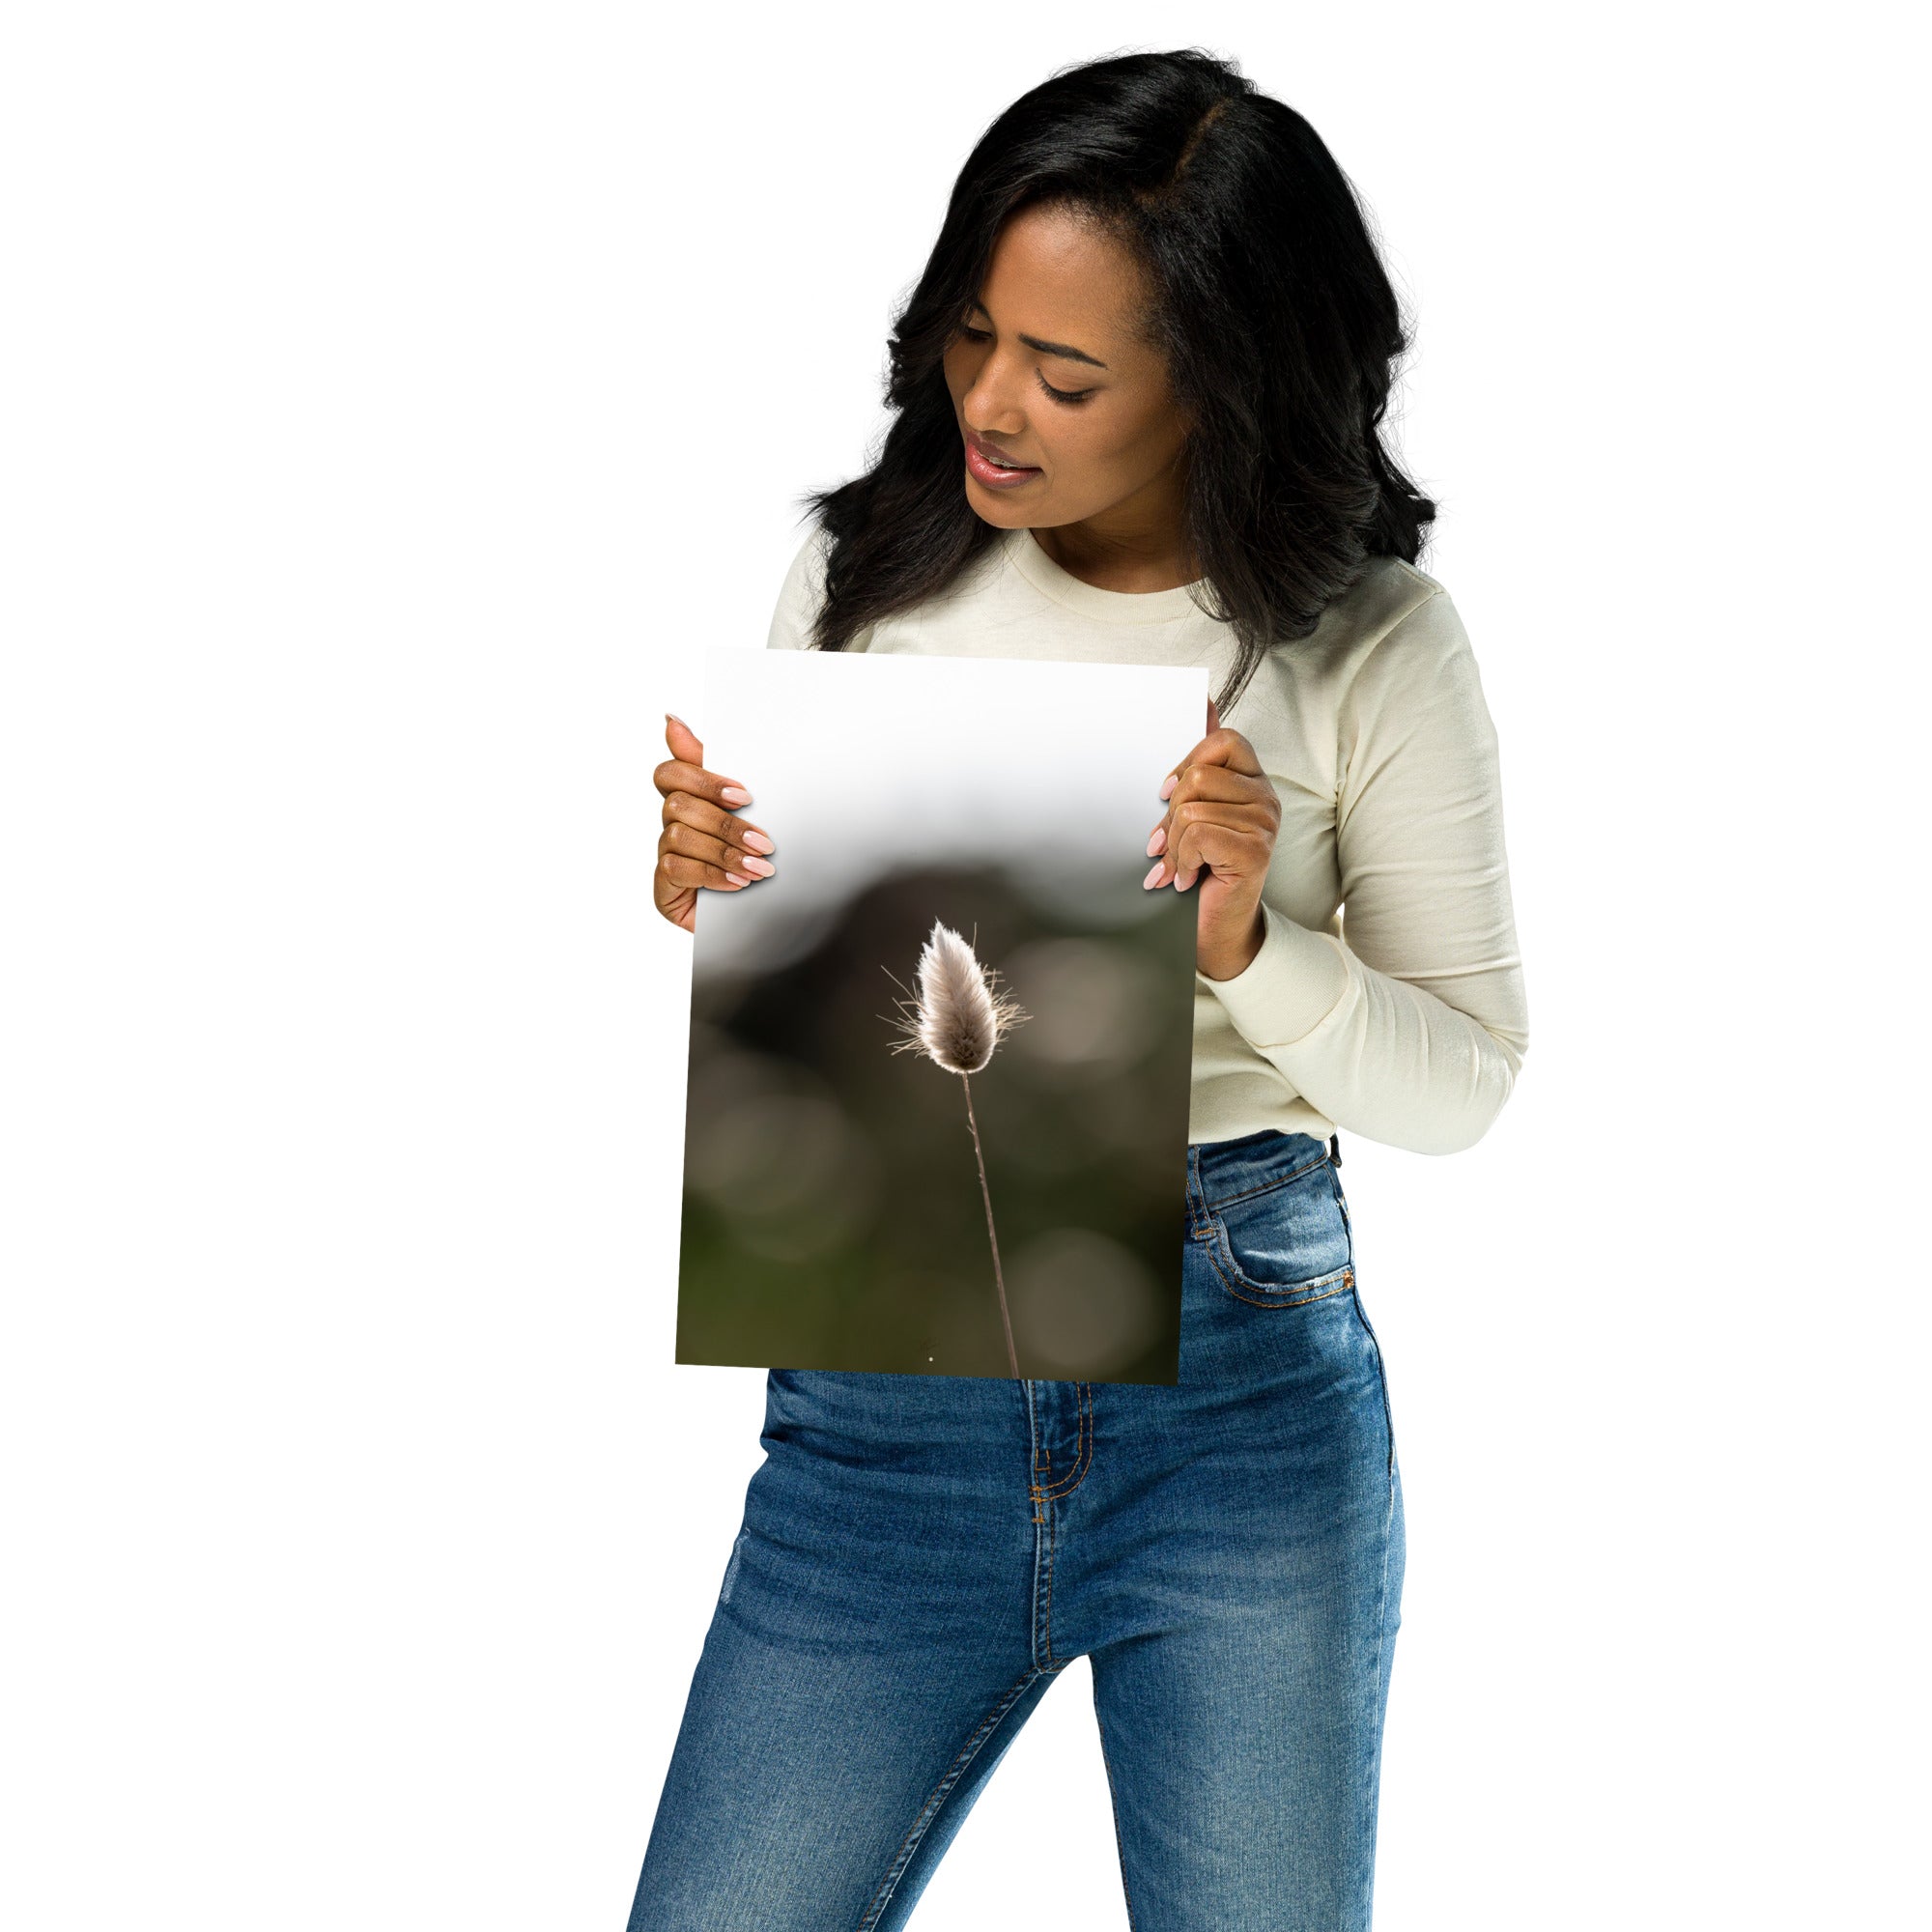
left=1026, top=519, right=1202, bottom=594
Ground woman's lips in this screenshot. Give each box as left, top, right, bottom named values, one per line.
left=964, top=434, right=1041, bottom=488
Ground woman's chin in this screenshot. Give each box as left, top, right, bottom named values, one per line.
left=965, top=483, right=1046, bottom=525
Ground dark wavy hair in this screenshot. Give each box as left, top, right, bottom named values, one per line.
left=797, top=47, right=1436, bottom=714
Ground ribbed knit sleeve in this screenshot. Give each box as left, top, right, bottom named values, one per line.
left=1201, top=588, right=1530, bottom=1154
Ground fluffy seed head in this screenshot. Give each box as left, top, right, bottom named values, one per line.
left=886, top=920, right=1031, bottom=1076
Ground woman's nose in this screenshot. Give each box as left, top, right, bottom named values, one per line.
left=962, top=364, right=1027, bottom=435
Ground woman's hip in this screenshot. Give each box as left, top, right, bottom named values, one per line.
left=737, top=1131, right=1395, bottom=1621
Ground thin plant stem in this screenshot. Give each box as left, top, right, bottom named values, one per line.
left=959, top=1070, right=1021, bottom=1380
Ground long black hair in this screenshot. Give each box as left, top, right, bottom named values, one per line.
left=800, top=47, right=1436, bottom=715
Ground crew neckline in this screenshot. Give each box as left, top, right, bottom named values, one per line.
left=1005, top=526, right=1208, bottom=626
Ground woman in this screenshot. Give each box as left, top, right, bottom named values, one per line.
left=635, top=48, right=1528, bottom=1932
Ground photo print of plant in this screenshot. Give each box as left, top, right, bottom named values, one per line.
left=676, top=645, right=1208, bottom=1383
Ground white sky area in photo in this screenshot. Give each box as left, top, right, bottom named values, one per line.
left=694, top=648, right=1209, bottom=980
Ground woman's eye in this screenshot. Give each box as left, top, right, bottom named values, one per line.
left=956, top=324, right=1094, bottom=406
left=1037, top=373, right=1093, bottom=406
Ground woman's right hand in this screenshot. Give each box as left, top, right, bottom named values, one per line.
left=653, top=713, right=777, bottom=933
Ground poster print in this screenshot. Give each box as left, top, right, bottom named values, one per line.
left=676, top=646, right=1208, bottom=1383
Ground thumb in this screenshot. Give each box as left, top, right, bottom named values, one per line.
left=666, top=711, right=704, bottom=763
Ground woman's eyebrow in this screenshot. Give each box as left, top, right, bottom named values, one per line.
left=967, top=300, right=1109, bottom=369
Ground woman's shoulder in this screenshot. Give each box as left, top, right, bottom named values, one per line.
left=1319, top=555, right=1500, bottom=752
left=764, top=521, right=838, bottom=651
left=1327, top=552, right=1451, bottom=635
left=1380, top=554, right=1448, bottom=599
left=1278, top=553, right=1456, bottom=686
left=1225, top=556, right=1479, bottom=740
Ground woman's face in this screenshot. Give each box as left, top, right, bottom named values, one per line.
left=941, top=202, right=1191, bottom=540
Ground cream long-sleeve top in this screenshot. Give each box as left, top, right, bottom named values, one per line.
left=763, top=521, right=1529, bottom=1156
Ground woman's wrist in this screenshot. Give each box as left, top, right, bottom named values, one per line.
left=1197, top=906, right=1267, bottom=982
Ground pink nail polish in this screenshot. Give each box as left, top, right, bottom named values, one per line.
left=721, top=785, right=752, bottom=805
left=1143, top=861, right=1165, bottom=889
left=742, top=830, right=775, bottom=854
left=1159, top=774, right=1178, bottom=800
left=1146, top=827, right=1166, bottom=857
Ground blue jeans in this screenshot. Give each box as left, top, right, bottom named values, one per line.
left=628, top=1129, right=1405, bottom=1929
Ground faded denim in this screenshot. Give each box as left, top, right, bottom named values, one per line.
left=627, top=1128, right=1405, bottom=1930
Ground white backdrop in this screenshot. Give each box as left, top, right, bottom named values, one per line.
left=3, top=5, right=1922, bottom=1927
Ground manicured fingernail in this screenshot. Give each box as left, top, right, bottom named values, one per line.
left=724, top=871, right=750, bottom=886
left=742, top=830, right=775, bottom=854
left=667, top=711, right=686, bottom=724
left=1143, top=861, right=1166, bottom=889
left=721, top=785, right=752, bottom=805
left=1159, top=774, right=1178, bottom=800
left=1146, top=826, right=1167, bottom=857
left=738, top=856, right=775, bottom=877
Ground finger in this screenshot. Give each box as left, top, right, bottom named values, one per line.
left=1146, top=810, right=1270, bottom=890
left=665, top=711, right=705, bottom=767
left=1145, top=786, right=1263, bottom=862
left=662, top=820, right=776, bottom=883
left=1158, top=763, right=1274, bottom=816
left=1171, top=797, right=1275, bottom=842
left=1159, top=726, right=1262, bottom=797
left=663, top=786, right=776, bottom=857
left=1146, top=776, right=1272, bottom=869
left=1168, top=815, right=1269, bottom=890
left=1178, top=762, right=1271, bottom=804
left=654, top=752, right=755, bottom=810
left=662, top=707, right=759, bottom=805
left=660, top=848, right=758, bottom=895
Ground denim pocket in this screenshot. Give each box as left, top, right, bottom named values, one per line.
left=1204, top=1152, right=1355, bottom=1308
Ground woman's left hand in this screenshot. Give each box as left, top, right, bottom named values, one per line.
left=1145, top=696, right=1280, bottom=980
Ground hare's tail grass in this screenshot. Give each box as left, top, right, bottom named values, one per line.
left=959, top=1070, right=1020, bottom=1381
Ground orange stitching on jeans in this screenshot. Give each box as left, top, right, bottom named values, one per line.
left=1203, top=1237, right=1355, bottom=1309
left=1203, top=1195, right=1352, bottom=1305
left=1185, top=1149, right=1216, bottom=1242
left=1022, top=1474, right=1060, bottom=1662
left=1187, top=1187, right=1214, bottom=1241
left=1039, top=1486, right=1060, bottom=1666
left=1024, top=1385, right=1091, bottom=1668
left=1039, top=1381, right=1094, bottom=1498
left=1025, top=1383, right=1093, bottom=1497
